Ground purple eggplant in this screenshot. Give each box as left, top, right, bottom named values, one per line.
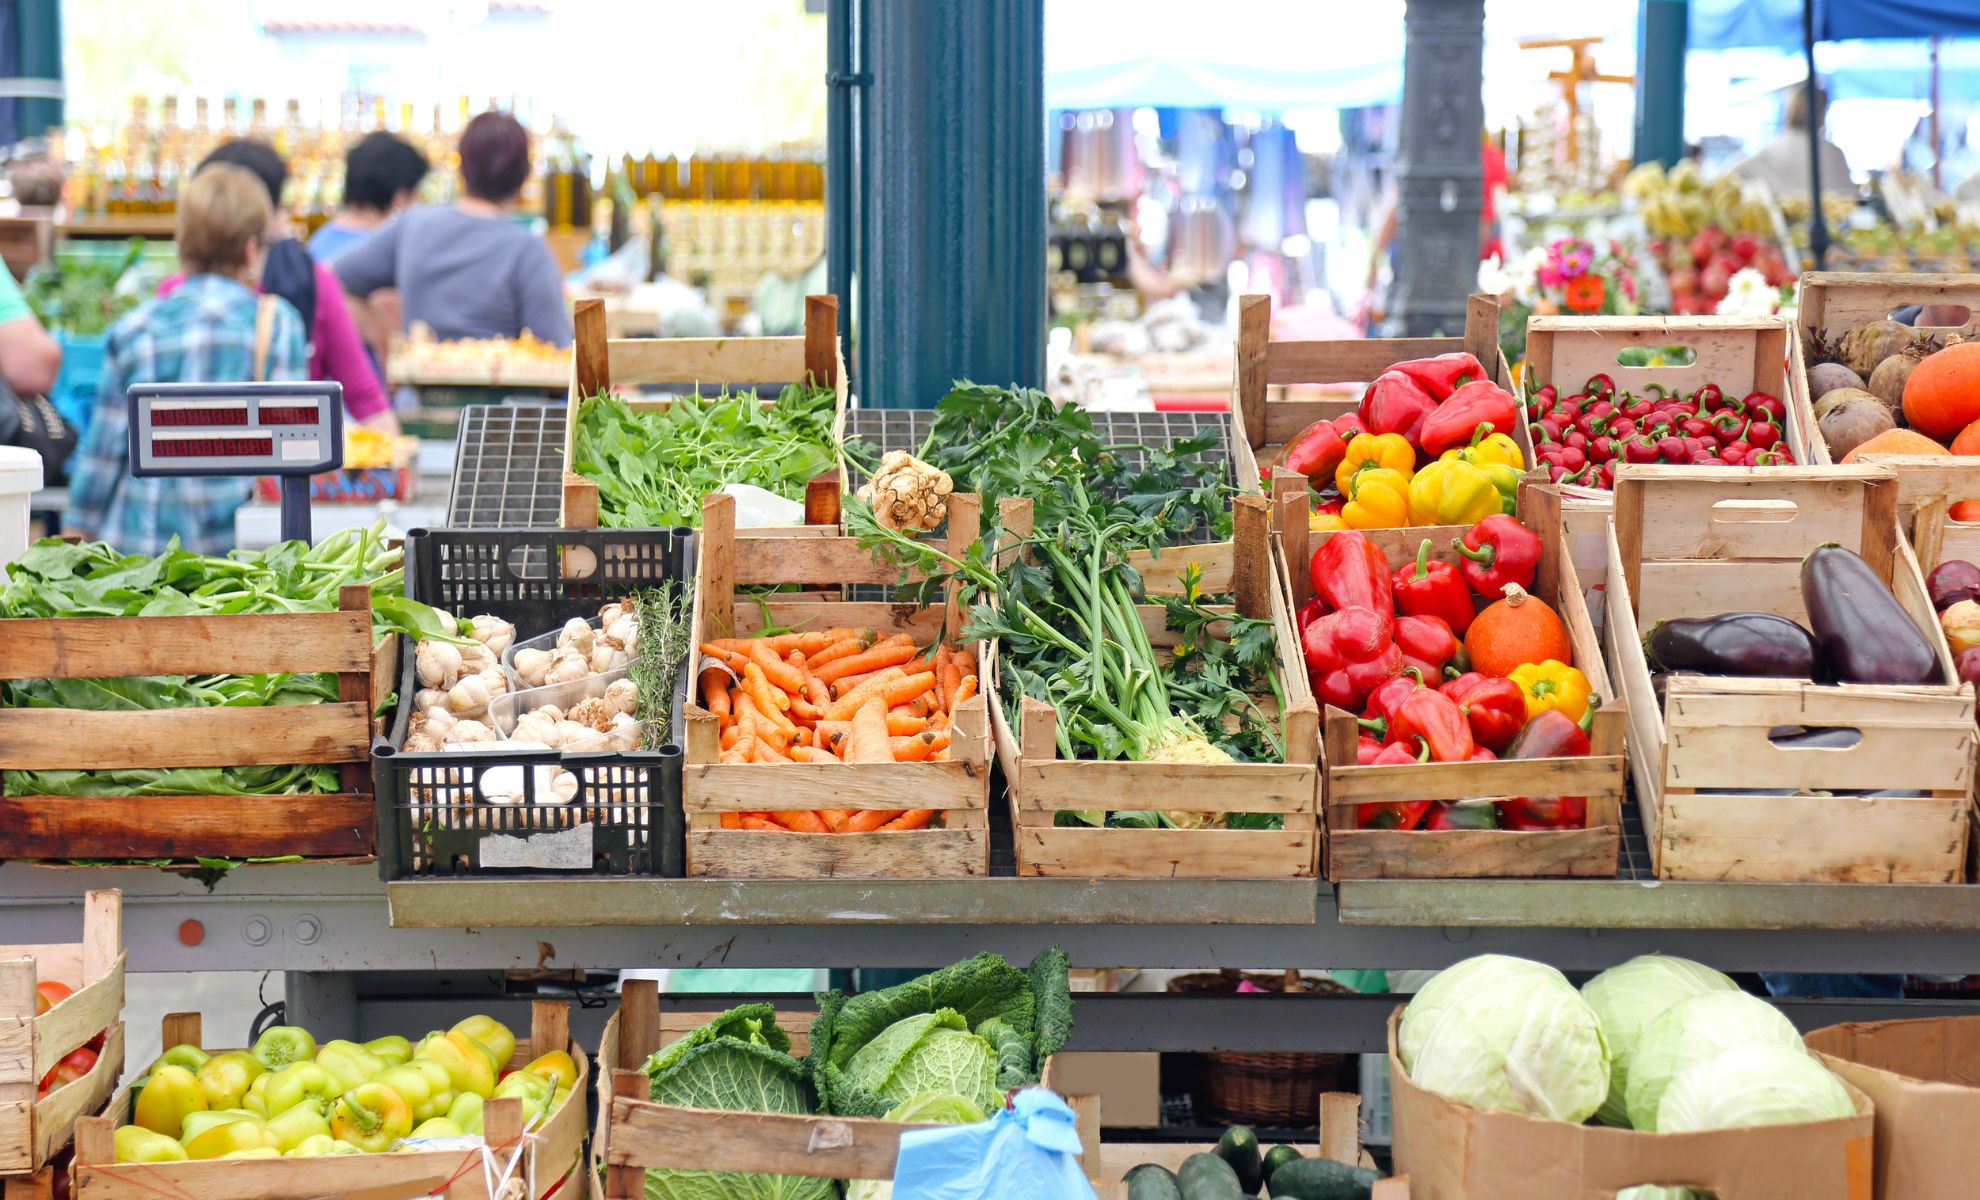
left=1928, top=560, right=1980, bottom=612
left=1645, top=612, right=1818, bottom=678
left=1801, top=543, right=1942, bottom=685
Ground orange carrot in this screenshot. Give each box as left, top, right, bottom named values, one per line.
left=719, top=748, right=747, bottom=764
left=742, top=661, right=790, bottom=714
left=807, top=636, right=872, bottom=670
left=842, top=697, right=893, bottom=763
left=792, top=745, right=839, bottom=764
left=767, top=809, right=829, bottom=833
left=939, top=660, right=962, bottom=713
left=814, top=640, right=920, bottom=684
left=886, top=709, right=929, bottom=736
left=699, top=644, right=751, bottom=672
left=845, top=807, right=904, bottom=832
left=878, top=809, right=938, bottom=831
left=880, top=671, right=938, bottom=708
left=824, top=668, right=907, bottom=722
left=818, top=808, right=852, bottom=832
left=750, top=735, right=793, bottom=763
left=720, top=724, right=742, bottom=751
left=740, top=814, right=782, bottom=831
left=720, top=812, right=741, bottom=828
left=951, top=675, right=978, bottom=711
left=891, top=732, right=938, bottom=762
left=802, top=673, right=832, bottom=710
left=701, top=667, right=734, bottom=715
left=752, top=641, right=808, bottom=694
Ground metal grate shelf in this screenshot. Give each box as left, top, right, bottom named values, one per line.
left=447, top=404, right=567, bottom=529
left=844, top=408, right=1234, bottom=490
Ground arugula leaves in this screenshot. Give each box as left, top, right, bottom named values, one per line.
left=572, top=384, right=839, bottom=528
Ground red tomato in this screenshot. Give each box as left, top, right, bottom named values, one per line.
left=38, top=1046, right=97, bottom=1091
left=34, top=980, right=72, bottom=1014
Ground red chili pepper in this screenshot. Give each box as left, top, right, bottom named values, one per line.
left=1535, top=416, right=1566, bottom=443
left=1362, top=740, right=1431, bottom=830
left=1679, top=416, right=1713, bottom=439
left=1308, top=530, right=1394, bottom=616
left=1295, top=594, right=1326, bottom=633
left=1624, top=433, right=1661, bottom=464
left=1588, top=435, right=1618, bottom=463
left=1662, top=399, right=1698, bottom=421
left=1721, top=437, right=1752, bottom=467
left=1751, top=447, right=1794, bottom=466
left=1418, top=382, right=1520, bottom=457
left=1389, top=351, right=1487, bottom=400
left=1558, top=442, right=1587, bottom=469
left=1440, top=671, right=1526, bottom=751
left=1357, top=370, right=1438, bottom=442
left=1583, top=374, right=1616, bottom=401
left=1281, top=417, right=1353, bottom=485
left=1606, top=416, right=1636, bottom=440
left=1745, top=414, right=1781, bottom=450
left=1595, top=462, right=1616, bottom=489
left=1454, top=514, right=1543, bottom=597
left=1361, top=666, right=1426, bottom=743
left=1743, top=390, right=1785, bottom=422
left=1710, top=411, right=1746, bottom=446
left=1621, top=397, right=1654, bottom=421
left=1395, top=613, right=1459, bottom=678
left=1534, top=384, right=1559, bottom=404
left=1392, top=686, right=1476, bottom=762
left=1302, top=605, right=1403, bottom=712
left=1391, top=538, right=1476, bottom=636
left=1693, top=383, right=1722, bottom=411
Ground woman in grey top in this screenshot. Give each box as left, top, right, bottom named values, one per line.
left=335, top=110, right=573, bottom=349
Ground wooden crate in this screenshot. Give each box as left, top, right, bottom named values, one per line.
left=1525, top=314, right=1826, bottom=491
left=683, top=491, right=993, bottom=878
left=987, top=492, right=1323, bottom=877
left=1605, top=464, right=1976, bottom=883
left=1853, top=455, right=1980, bottom=571
left=0, top=587, right=386, bottom=862
left=1092, top=1092, right=1407, bottom=1200
left=73, top=1001, right=587, bottom=1200
left=595, top=980, right=1085, bottom=1200
left=1231, top=291, right=1508, bottom=505
left=1, top=891, right=125, bottom=1175
left=560, top=294, right=849, bottom=534
left=1278, top=487, right=1625, bottom=880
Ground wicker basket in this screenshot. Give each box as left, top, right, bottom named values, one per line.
left=1165, top=969, right=1351, bottom=1127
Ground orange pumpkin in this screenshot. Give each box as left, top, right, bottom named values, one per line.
left=1902, top=342, right=1980, bottom=438
left=1953, top=501, right=1980, bottom=523
left=1467, top=583, right=1572, bottom=677
left=1954, top=417, right=1980, bottom=456
left=1841, top=427, right=1948, bottom=462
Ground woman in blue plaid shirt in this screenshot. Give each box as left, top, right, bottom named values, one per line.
left=63, top=164, right=308, bottom=554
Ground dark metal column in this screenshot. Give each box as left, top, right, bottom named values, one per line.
left=1633, top=0, right=1688, bottom=167
left=1390, top=0, right=1484, bottom=338
left=825, top=0, right=859, bottom=360
left=14, top=0, right=63, bottom=141
left=856, top=0, right=1045, bottom=407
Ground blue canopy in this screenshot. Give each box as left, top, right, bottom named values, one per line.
left=1692, top=0, right=1980, bottom=50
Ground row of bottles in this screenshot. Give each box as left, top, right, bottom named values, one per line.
left=617, top=152, right=823, bottom=204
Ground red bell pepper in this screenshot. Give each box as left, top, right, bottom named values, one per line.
left=1302, top=605, right=1403, bottom=712
left=1417, top=381, right=1520, bottom=458
left=1281, top=417, right=1354, bottom=485
left=1360, top=667, right=1425, bottom=743
left=1391, top=687, right=1475, bottom=763
left=1394, top=613, right=1458, bottom=679
left=1439, top=671, right=1525, bottom=751
left=1295, top=594, right=1325, bottom=633
left=1309, top=530, right=1394, bottom=616
left=1425, top=800, right=1498, bottom=830
left=1453, top=514, right=1543, bottom=597
left=1390, top=351, right=1486, bottom=400
left=1362, top=740, right=1431, bottom=829
left=1357, top=734, right=1386, bottom=765
left=1357, top=370, right=1437, bottom=443
left=1391, top=539, right=1475, bottom=636
left=1496, top=706, right=1594, bottom=829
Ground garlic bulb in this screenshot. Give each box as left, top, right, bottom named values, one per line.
left=442, top=719, right=497, bottom=745
left=514, top=648, right=554, bottom=687
left=590, top=642, right=624, bottom=674
left=512, top=712, right=561, bottom=746
left=413, top=687, right=448, bottom=713
left=545, top=654, right=589, bottom=685
left=403, top=731, right=442, bottom=753
left=553, top=719, right=593, bottom=747
left=559, top=618, right=595, bottom=654
left=446, top=675, right=493, bottom=714
left=568, top=697, right=614, bottom=732
left=413, top=708, right=457, bottom=739
left=416, top=640, right=463, bottom=689
left=604, top=679, right=639, bottom=715
left=534, top=704, right=564, bottom=722
left=599, top=601, right=627, bottom=627
left=479, top=665, right=511, bottom=695
left=605, top=615, right=637, bottom=647
left=542, top=770, right=579, bottom=804
left=605, top=712, right=642, bottom=751
left=469, top=615, right=516, bottom=655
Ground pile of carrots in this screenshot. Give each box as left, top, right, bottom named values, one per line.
left=697, top=628, right=980, bottom=834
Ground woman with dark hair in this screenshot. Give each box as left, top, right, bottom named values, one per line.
left=310, top=132, right=430, bottom=262
left=157, top=139, right=396, bottom=433
left=334, top=111, right=572, bottom=348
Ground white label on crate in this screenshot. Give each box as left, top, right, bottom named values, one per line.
left=478, top=822, right=595, bottom=869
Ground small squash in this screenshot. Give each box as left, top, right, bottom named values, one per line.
left=1903, top=340, right=1980, bottom=438
left=1841, top=426, right=1947, bottom=463
left=1467, top=583, right=1572, bottom=676
left=1953, top=417, right=1980, bottom=456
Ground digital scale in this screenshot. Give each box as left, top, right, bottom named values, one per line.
left=127, top=381, right=344, bottom=543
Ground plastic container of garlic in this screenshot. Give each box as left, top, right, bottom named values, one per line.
left=502, top=600, right=640, bottom=690
left=409, top=615, right=520, bottom=721
left=489, top=668, right=643, bottom=754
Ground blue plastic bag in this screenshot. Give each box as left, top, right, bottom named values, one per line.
left=889, top=1089, right=1097, bottom=1200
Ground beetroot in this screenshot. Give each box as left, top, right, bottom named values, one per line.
left=1929, top=560, right=1980, bottom=611
left=1957, top=646, right=1980, bottom=691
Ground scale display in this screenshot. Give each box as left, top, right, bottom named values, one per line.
left=127, top=382, right=343, bottom=477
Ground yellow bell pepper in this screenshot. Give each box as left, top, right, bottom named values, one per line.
left=1309, top=511, right=1347, bottom=533
left=133, top=1065, right=208, bottom=1139
left=184, top=1118, right=274, bottom=1160
left=419, top=1032, right=496, bottom=1099
left=115, top=1125, right=190, bottom=1163
left=1438, top=429, right=1524, bottom=514
left=1334, top=432, right=1415, bottom=496
left=521, top=1050, right=579, bottom=1092
left=450, top=1015, right=518, bottom=1068
left=195, top=1051, right=264, bottom=1111
left=1508, top=660, right=1592, bottom=721
left=331, top=1082, right=414, bottom=1153
left=263, top=1102, right=331, bottom=1153
left=1408, top=459, right=1501, bottom=527
left=1342, top=467, right=1411, bottom=529
left=365, top=1036, right=414, bottom=1066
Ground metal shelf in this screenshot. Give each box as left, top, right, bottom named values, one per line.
left=446, top=403, right=567, bottom=528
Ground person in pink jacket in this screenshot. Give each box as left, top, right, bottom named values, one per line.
left=159, top=140, right=398, bottom=434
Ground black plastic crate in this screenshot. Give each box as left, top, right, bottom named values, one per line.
left=373, top=527, right=693, bottom=880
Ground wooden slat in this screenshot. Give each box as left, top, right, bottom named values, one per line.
left=1236, top=295, right=1270, bottom=448
left=607, top=1095, right=928, bottom=1179
left=1265, top=336, right=1459, bottom=385
left=684, top=759, right=989, bottom=811
left=1014, top=827, right=1317, bottom=878
left=31, top=1020, right=122, bottom=1165
left=1324, top=755, right=1626, bottom=806
left=1017, top=761, right=1316, bottom=813
left=732, top=536, right=907, bottom=587
left=0, top=703, right=368, bottom=769
left=1799, top=271, right=1980, bottom=336
left=1329, top=826, right=1620, bottom=880
left=687, top=828, right=989, bottom=879
left=0, top=793, right=374, bottom=859
left=0, top=610, right=370, bottom=679
left=803, top=294, right=839, bottom=388
left=607, top=335, right=806, bottom=386
left=573, top=298, right=611, bottom=396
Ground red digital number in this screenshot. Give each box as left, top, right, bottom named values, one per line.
left=258, top=405, right=317, bottom=426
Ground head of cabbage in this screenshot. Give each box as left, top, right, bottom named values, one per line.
left=1624, top=991, right=1804, bottom=1131
left=844, top=1009, right=1003, bottom=1116
left=1398, top=954, right=1611, bottom=1124
left=1581, top=955, right=1736, bottom=1127
left=1657, top=1042, right=1855, bottom=1133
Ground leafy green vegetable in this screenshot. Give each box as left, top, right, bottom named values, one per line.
left=573, top=384, right=838, bottom=528
left=24, top=240, right=145, bottom=334
left=811, top=949, right=1071, bottom=1118
left=641, top=1004, right=833, bottom=1200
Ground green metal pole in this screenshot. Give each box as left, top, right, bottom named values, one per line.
left=16, top=0, right=63, bottom=139
left=1633, top=0, right=1687, bottom=167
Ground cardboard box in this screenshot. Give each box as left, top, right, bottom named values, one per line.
left=1048, top=1053, right=1161, bottom=1128
left=1388, top=1012, right=1874, bottom=1200
left=1805, top=1017, right=1980, bottom=1200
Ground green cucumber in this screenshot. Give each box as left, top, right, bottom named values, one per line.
left=1261, top=1145, right=1304, bottom=1193
left=1178, top=1151, right=1246, bottom=1199
left=1124, top=1163, right=1184, bottom=1200
left=1265, top=1155, right=1383, bottom=1200
left=1215, top=1126, right=1264, bottom=1193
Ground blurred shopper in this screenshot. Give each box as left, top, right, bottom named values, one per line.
left=1725, top=84, right=1854, bottom=196
left=63, top=165, right=306, bottom=553
left=310, top=132, right=430, bottom=263
left=335, top=111, right=573, bottom=348
left=0, top=262, right=59, bottom=395
left=162, top=140, right=396, bottom=434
